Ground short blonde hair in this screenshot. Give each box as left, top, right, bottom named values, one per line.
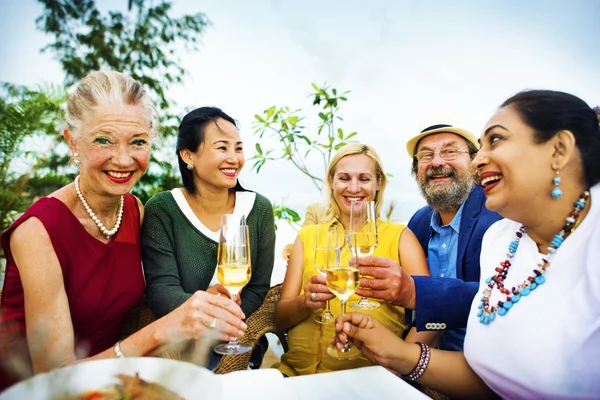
left=324, top=143, right=387, bottom=220
left=65, top=70, right=158, bottom=138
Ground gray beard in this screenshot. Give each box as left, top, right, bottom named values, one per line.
left=418, top=166, right=474, bottom=213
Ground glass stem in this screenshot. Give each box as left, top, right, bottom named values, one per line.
left=229, top=293, right=239, bottom=345
left=340, top=299, right=351, bottom=352
left=325, top=299, right=331, bottom=312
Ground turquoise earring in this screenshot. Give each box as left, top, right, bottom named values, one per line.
left=551, top=169, right=562, bottom=199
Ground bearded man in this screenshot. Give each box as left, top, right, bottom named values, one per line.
left=404, top=124, right=502, bottom=350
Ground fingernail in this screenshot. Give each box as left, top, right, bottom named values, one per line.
left=238, top=330, right=244, bottom=336
left=241, top=322, right=248, bottom=330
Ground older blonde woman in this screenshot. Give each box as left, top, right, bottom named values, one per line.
left=0, top=71, right=246, bottom=390
left=275, top=143, right=432, bottom=376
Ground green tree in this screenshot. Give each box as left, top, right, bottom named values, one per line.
left=251, top=83, right=359, bottom=227
left=32, top=0, right=211, bottom=203
left=0, top=83, right=67, bottom=235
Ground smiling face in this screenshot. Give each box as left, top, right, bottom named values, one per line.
left=331, top=154, right=381, bottom=220
left=473, top=105, right=556, bottom=219
left=183, top=118, right=245, bottom=191
left=415, top=132, right=475, bottom=212
left=68, top=103, right=151, bottom=197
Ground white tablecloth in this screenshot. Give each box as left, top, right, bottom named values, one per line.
left=219, top=366, right=430, bottom=400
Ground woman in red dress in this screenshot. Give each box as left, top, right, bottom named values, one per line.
left=0, top=71, right=247, bottom=390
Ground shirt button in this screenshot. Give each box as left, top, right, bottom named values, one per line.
left=441, top=243, right=447, bottom=249
left=440, top=273, right=445, bottom=277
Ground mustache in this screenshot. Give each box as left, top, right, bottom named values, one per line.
left=425, top=166, right=457, bottom=182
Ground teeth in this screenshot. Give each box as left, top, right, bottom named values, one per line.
left=481, top=176, right=501, bottom=186
left=221, top=169, right=236, bottom=174
left=107, top=171, right=131, bottom=178
left=347, top=197, right=362, bottom=202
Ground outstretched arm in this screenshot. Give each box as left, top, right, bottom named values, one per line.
left=333, top=313, right=497, bottom=399
left=10, top=218, right=247, bottom=374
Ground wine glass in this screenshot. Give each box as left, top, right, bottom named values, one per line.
left=325, top=263, right=361, bottom=360
left=213, top=214, right=252, bottom=355
left=347, top=201, right=380, bottom=310
left=313, top=223, right=344, bottom=324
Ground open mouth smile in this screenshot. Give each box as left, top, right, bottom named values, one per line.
left=105, top=171, right=134, bottom=183
left=220, top=168, right=237, bottom=177
left=479, top=171, right=503, bottom=192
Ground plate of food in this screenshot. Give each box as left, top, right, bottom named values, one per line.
left=0, top=357, right=220, bottom=399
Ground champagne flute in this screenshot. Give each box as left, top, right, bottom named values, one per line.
left=213, top=214, right=252, bottom=355
left=313, top=223, right=343, bottom=324
left=347, top=201, right=380, bottom=310
left=325, top=264, right=361, bottom=360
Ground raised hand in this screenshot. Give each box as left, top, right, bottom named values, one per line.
left=352, top=256, right=417, bottom=309
left=303, top=274, right=336, bottom=311
left=160, top=290, right=247, bottom=343
left=332, top=312, right=408, bottom=374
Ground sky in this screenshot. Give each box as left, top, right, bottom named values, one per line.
left=1, top=0, right=599, bottom=230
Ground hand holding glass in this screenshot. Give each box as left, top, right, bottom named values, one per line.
left=314, top=224, right=343, bottom=324
left=213, top=214, right=252, bottom=355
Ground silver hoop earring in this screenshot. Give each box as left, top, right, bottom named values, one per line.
left=187, top=164, right=194, bottom=170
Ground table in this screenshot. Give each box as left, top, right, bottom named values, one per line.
left=219, top=366, right=431, bottom=400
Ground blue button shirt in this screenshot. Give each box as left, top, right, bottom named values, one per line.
left=427, top=202, right=466, bottom=351
left=428, top=202, right=464, bottom=279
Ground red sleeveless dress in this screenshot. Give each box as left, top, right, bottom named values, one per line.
left=0, top=194, right=145, bottom=390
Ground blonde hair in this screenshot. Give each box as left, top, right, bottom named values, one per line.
left=324, top=143, right=387, bottom=220
left=65, top=70, right=158, bottom=138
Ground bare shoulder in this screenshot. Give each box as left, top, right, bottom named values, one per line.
left=11, top=217, right=50, bottom=247
left=10, top=217, right=60, bottom=275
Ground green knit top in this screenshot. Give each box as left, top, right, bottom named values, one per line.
left=141, top=189, right=276, bottom=318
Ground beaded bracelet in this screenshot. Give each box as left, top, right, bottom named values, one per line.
left=402, top=342, right=431, bottom=382
left=114, top=341, right=125, bottom=358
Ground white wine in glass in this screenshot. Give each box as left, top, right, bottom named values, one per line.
left=214, top=214, right=252, bottom=356
left=325, top=265, right=361, bottom=360
left=313, top=224, right=343, bottom=324
left=347, top=201, right=380, bottom=311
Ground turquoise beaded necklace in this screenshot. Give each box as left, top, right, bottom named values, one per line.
left=478, top=190, right=590, bottom=325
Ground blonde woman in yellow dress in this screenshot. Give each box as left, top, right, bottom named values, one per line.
left=275, top=143, right=433, bottom=376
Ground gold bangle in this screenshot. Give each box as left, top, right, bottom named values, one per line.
left=114, top=341, right=125, bottom=358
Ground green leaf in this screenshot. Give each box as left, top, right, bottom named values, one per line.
left=337, top=128, right=343, bottom=139
left=255, top=143, right=263, bottom=155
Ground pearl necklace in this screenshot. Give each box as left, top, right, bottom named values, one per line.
left=477, top=189, right=590, bottom=325
left=74, top=175, right=124, bottom=240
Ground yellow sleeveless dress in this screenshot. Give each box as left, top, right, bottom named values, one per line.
left=277, top=219, right=408, bottom=376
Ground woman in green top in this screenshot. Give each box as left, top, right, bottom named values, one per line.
left=141, top=107, right=276, bottom=369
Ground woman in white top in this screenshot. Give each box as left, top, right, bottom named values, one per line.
left=331, top=90, right=600, bottom=399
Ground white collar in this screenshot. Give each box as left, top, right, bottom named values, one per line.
left=171, top=188, right=256, bottom=242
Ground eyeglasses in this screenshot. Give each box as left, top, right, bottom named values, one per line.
left=415, top=148, right=470, bottom=163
